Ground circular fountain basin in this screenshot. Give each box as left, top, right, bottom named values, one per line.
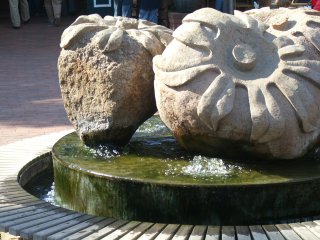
left=52, top=118, right=320, bottom=225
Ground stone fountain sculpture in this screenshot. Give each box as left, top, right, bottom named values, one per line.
left=153, top=7, right=320, bottom=159
left=58, top=14, right=173, bottom=146
left=53, top=9, right=320, bottom=225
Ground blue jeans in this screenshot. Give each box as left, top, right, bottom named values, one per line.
left=138, top=0, right=160, bottom=23
left=113, top=0, right=132, bottom=17
left=215, top=0, right=223, bottom=11
left=139, top=8, right=158, bottom=23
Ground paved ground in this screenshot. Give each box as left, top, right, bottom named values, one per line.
left=0, top=15, right=75, bottom=145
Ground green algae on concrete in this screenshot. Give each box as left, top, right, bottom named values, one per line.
left=52, top=116, right=320, bottom=225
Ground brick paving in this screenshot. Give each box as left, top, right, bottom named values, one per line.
left=0, top=15, right=76, bottom=145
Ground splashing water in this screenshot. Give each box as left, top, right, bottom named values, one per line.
left=183, top=156, right=243, bottom=177
left=165, top=156, right=243, bottom=178
left=87, top=145, right=121, bottom=159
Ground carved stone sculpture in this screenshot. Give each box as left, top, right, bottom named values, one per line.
left=59, top=14, right=172, bottom=146
left=153, top=8, right=320, bottom=159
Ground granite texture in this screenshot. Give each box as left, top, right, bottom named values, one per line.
left=59, top=14, right=172, bottom=146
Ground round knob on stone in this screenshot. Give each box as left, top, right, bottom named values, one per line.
left=232, top=44, right=256, bottom=71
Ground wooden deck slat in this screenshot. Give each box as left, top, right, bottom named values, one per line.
left=0, top=195, right=36, bottom=202
left=0, top=207, right=59, bottom=225
left=172, top=225, right=193, bottom=240
left=19, top=212, right=84, bottom=239
left=0, top=207, right=61, bottom=231
left=0, top=191, right=32, bottom=199
left=0, top=205, right=58, bottom=223
left=301, top=221, right=320, bottom=238
left=205, top=226, right=220, bottom=240
left=61, top=218, right=116, bottom=240
left=0, top=207, right=66, bottom=232
left=289, top=223, right=320, bottom=240
left=0, top=177, right=17, bottom=182
left=82, top=219, right=128, bottom=240
left=0, top=199, right=48, bottom=209
left=235, top=226, right=252, bottom=240
left=99, top=221, right=141, bottom=240
left=0, top=201, right=47, bottom=213
left=0, top=187, right=26, bottom=194
left=0, top=182, right=20, bottom=188
left=8, top=209, right=70, bottom=235
left=221, top=226, right=235, bottom=240
left=262, top=224, right=285, bottom=240
left=249, top=225, right=268, bottom=240
left=46, top=216, right=106, bottom=240
left=154, top=224, right=180, bottom=240
left=136, top=223, right=167, bottom=240
left=33, top=215, right=96, bottom=240
left=0, top=198, right=44, bottom=208
left=189, top=225, right=207, bottom=240
left=276, top=224, right=302, bottom=240
left=119, top=222, right=154, bottom=240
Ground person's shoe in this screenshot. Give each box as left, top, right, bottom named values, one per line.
left=54, top=18, right=61, bottom=27
left=12, top=26, right=20, bottom=29
left=23, top=18, right=30, bottom=24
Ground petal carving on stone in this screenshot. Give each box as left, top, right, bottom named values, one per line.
left=102, top=28, right=124, bottom=52
left=103, top=15, right=117, bottom=25
left=272, top=36, right=294, bottom=49
left=182, top=8, right=225, bottom=27
left=173, top=21, right=217, bottom=48
left=247, top=84, right=270, bottom=142
left=197, top=74, right=235, bottom=131
left=275, top=74, right=320, bottom=132
left=305, top=20, right=320, bottom=52
left=278, top=45, right=305, bottom=60
left=71, top=14, right=103, bottom=26
left=306, top=27, right=320, bottom=51
left=138, top=23, right=173, bottom=47
left=284, top=60, right=320, bottom=86
left=127, top=29, right=163, bottom=56
left=153, top=63, right=219, bottom=87
left=60, top=24, right=107, bottom=49
left=91, top=28, right=115, bottom=51
left=258, top=85, right=285, bottom=143
left=234, top=10, right=268, bottom=35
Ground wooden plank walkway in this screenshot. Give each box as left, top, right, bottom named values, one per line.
left=1, top=131, right=320, bottom=240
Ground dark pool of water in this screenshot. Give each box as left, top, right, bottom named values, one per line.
left=24, top=169, right=56, bottom=205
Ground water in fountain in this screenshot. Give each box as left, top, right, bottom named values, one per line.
left=24, top=115, right=320, bottom=225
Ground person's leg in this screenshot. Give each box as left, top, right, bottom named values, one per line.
left=9, top=0, right=21, bottom=27
left=44, top=0, right=54, bottom=24
left=51, top=0, right=62, bottom=26
left=139, top=0, right=159, bottom=23
left=121, top=0, right=132, bottom=17
left=52, top=0, right=62, bottom=18
left=215, top=0, right=223, bottom=11
left=139, top=8, right=158, bottom=23
left=113, top=0, right=120, bottom=16
left=19, top=0, right=31, bottom=22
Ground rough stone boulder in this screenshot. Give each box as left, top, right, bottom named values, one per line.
left=153, top=8, right=320, bottom=159
left=58, top=14, right=172, bottom=146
